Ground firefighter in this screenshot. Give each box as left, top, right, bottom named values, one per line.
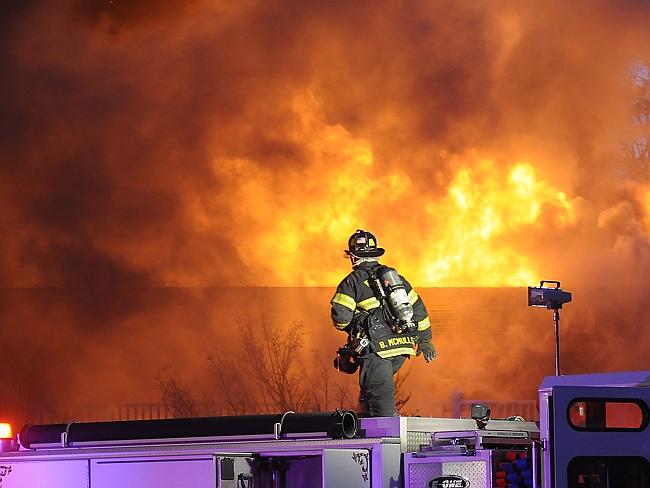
left=331, top=229, right=436, bottom=417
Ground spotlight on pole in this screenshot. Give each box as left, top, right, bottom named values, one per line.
left=528, top=280, right=572, bottom=376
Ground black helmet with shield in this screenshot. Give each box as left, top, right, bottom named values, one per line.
left=345, top=229, right=385, bottom=258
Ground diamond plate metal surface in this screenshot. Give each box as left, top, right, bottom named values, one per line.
left=408, top=460, right=488, bottom=488
left=443, top=461, right=487, bottom=486
left=408, top=462, right=443, bottom=487
left=407, top=432, right=432, bottom=452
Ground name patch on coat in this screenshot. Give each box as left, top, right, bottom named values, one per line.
left=371, top=333, right=419, bottom=357
left=378, top=335, right=416, bottom=349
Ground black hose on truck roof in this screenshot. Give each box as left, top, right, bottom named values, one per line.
left=19, top=409, right=359, bottom=449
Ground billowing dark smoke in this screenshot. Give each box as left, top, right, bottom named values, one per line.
left=1, top=0, right=650, bottom=420
left=3, top=0, right=650, bottom=287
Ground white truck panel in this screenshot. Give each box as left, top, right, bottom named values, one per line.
left=323, top=448, right=370, bottom=487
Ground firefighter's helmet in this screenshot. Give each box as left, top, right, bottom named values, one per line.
left=345, top=229, right=385, bottom=258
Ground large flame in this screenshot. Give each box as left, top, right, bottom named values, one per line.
left=206, top=93, right=577, bottom=286
left=2, top=0, right=649, bottom=290
left=416, top=159, right=575, bottom=286
left=210, top=92, right=413, bottom=285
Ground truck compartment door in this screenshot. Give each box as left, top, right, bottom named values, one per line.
left=551, top=385, right=650, bottom=488
left=323, top=448, right=370, bottom=488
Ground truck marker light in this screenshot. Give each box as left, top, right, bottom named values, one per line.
left=0, top=423, right=18, bottom=453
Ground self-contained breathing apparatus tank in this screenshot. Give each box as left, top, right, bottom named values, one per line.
left=372, top=266, right=416, bottom=334
left=333, top=263, right=418, bottom=374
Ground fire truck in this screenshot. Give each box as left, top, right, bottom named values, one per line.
left=0, top=370, right=646, bottom=487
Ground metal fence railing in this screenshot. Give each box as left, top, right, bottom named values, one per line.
left=31, top=403, right=175, bottom=424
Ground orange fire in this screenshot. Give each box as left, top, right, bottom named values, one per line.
left=207, top=93, right=577, bottom=287
left=2, top=0, right=650, bottom=417
left=3, top=0, right=650, bottom=292
left=412, top=158, right=575, bottom=286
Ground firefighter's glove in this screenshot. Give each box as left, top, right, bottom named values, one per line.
left=417, top=341, right=436, bottom=363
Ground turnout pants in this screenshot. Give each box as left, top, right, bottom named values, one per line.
left=358, top=353, right=407, bottom=417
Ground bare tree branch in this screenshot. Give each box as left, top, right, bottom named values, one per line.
left=157, top=308, right=360, bottom=416
left=155, top=367, right=197, bottom=418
